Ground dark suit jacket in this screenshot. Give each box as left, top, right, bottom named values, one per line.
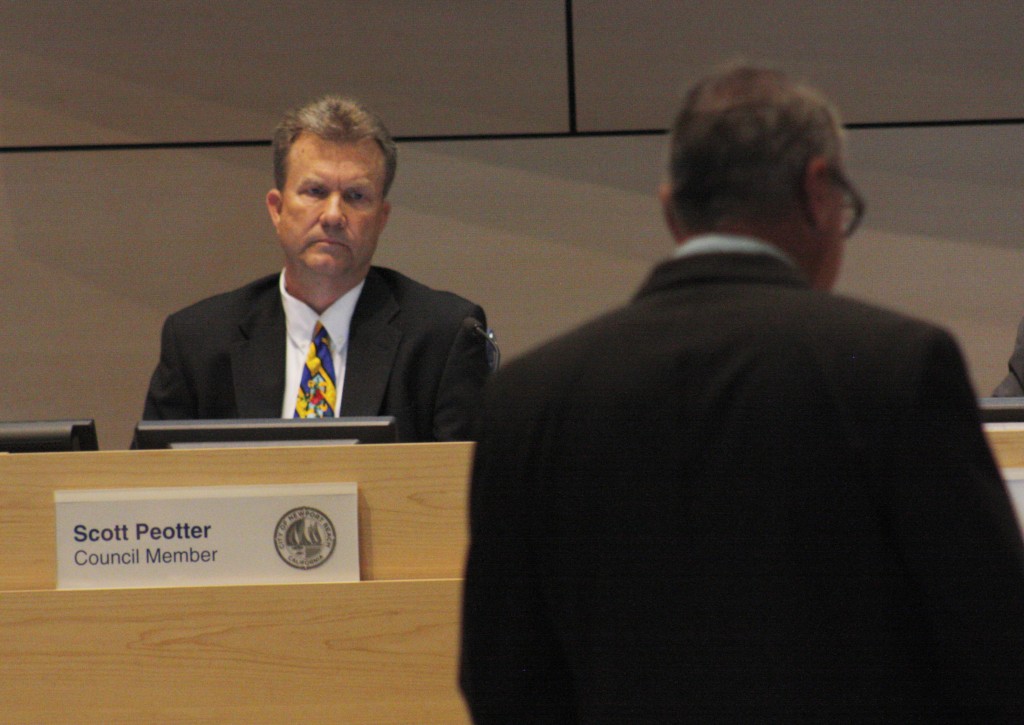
left=143, top=266, right=490, bottom=442
left=994, top=315, right=1024, bottom=396
left=461, top=252, right=1024, bottom=722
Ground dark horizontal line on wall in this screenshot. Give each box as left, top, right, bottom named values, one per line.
left=0, top=129, right=667, bottom=155
left=0, top=139, right=271, bottom=154
left=846, top=117, right=1024, bottom=130
left=1, top=118, right=1021, bottom=155
left=397, top=129, right=668, bottom=143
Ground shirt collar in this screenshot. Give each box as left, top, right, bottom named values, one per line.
left=673, top=233, right=796, bottom=268
left=279, top=270, right=365, bottom=350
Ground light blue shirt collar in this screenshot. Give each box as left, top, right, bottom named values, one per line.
left=673, top=233, right=795, bottom=268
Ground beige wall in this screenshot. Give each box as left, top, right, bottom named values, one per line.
left=1, top=1, right=1021, bottom=448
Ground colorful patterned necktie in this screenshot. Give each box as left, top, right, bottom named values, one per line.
left=294, top=322, right=337, bottom=418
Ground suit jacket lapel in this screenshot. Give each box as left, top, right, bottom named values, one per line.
left=231, top=288, right=287, bottom=418
left=340, top=269, right=401, bottom=417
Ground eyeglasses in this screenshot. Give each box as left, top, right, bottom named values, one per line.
left=828, top=168, right=866, bottom=238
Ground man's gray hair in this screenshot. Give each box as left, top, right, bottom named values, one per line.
left=667, top=65, right=844, bottom=232
left=272, top=95, right=398, bottom=195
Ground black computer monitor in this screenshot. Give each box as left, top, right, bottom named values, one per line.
left=979, top=397, right=1024, bottom=424
left=0, top=419, right=99, bottom=453
left=131, top=416, right=398, bottom=449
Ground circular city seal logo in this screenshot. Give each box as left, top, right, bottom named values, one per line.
left=274, top=507, right=337, bottom=570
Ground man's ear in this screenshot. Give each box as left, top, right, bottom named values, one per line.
left=802, top=156, right=833, bottom=232
left=265, top=188, right=283, bottom=228
left=658, top=183, right=685, bottom=241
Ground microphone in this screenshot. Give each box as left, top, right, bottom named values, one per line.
left=465, top=317, right=501, bottom=371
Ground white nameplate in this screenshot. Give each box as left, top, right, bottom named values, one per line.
left=55, top=482, right=358, bottom=590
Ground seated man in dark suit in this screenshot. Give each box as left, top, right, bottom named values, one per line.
left=993, top=316, right=1024, bottom=395
left=460, top=65, right=1024, bottom=721
left=143, top=95, right=491, bottom=442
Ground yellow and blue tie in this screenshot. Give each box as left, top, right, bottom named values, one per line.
left=294, top=322, right=337, bottom=418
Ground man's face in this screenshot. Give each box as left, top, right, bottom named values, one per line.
left=266, top=133, right=391, bottom=296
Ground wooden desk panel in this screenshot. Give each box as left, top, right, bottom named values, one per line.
left=0, top=578, right=469, bottom=724
left=987, top=427, right=1024, bottom=468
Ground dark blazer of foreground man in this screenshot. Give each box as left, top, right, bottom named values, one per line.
left=460, top=66, right=1024, bottom=722
left=143, top=96, right=489, bottom=442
